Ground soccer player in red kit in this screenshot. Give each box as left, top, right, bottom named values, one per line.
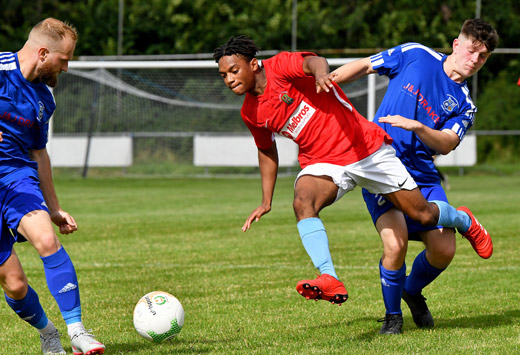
left=213, top=36, right=491, bottom=306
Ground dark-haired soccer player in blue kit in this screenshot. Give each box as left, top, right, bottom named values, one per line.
left=0, top=18, right=105, bottom=354
left=333, top=19, right=498, bottom=334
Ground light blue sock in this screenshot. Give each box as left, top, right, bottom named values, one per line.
left=380, top=261, right=406, bottom=315
left=432, top=200, right=471, bottom=232
left=297, top=217, right=338, bottom=280
left=41, top=247, right=82, bottom=325
left=5, top=285, right=48, bottom=329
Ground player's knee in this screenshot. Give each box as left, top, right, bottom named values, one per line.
left=292, top=197, right=306, bottom=219
left=410, top=209, right=438, bottom=227
left=381, top=246, right=406, bottom=269
left=31, top=233, right=61, bottom=257
left=382, top=239, right=407, bottom=262
left=3, top=275, right=28, bottom=300
left=293, top=195, right=316, bottom=220
left=439, top=249, right=455, bottom=265
left=423, top=214, right=438, bottom=226
left=386, top=242, right=407, bottom=257
left=429, top=242, right=455, bottom=266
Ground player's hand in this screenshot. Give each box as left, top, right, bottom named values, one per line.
left=50, top=209, right=78, bottom=234
left=0, top=131, right=3, bottom=142
left=242, top=204, right=271, bottom=232
left=315, top=72, right=337, bottom=93
left=378, top=115, right=421, bottom=132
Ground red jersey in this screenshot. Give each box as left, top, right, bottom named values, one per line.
left=241, top=52, right=392, bottom=168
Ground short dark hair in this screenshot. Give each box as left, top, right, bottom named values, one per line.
left=460, top=19, right=499, bottom=52
left=213, top=35, right=259, bottom=63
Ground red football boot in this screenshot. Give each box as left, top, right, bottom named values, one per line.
left=296, top=274, right=348, bottom=305
left=457, top=206, right=493, bottom=259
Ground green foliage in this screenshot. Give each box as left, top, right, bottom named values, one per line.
left=477, top=61, right=520, bottom=131
left=475, top=59, right=520, bottom=163
left=0, top=0, right=515, bottom=56
left=2, top=0, right=519, bottom=165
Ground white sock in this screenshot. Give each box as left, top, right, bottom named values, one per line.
left=38, top=319, right=57, bottom=336
left=67, top=322, right=85, bottom=337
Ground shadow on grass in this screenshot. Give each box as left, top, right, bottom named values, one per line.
left=346, top=309, right=520, bottom=341
left=434, top=309, right=520, bottom=330
left=107, top=336, right=239, bottom=353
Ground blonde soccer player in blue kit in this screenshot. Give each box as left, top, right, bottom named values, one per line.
left=0, top=18, right=105, bottom=354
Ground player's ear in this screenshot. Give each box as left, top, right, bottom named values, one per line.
left=38, top=47, right=49, bottom=62
left=250, top=58, right=259, bottom=72
left=452, top=38, right=459, bottom=54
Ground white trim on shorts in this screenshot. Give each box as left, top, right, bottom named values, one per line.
left=296, top=143, right=417, bottom=202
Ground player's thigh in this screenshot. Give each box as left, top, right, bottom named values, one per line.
left=383, top=188, right=438, bottom=226
left=4, top=177, right=60, bottom=255
left=0, top=249, right=28, bottom=299
left=376, top=208, right=409, bottom=252
left=18, top=210, right=60, bottom=256
left=420, top=228, right=456, bottom=268
left=375, top=208, right=409, bottom=268
left=293, top=174, right=338, bottom=217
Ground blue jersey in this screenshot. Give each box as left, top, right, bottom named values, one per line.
left=370, top=43, right=476, bottom=185
left=0, top=52, right=55, bottom=186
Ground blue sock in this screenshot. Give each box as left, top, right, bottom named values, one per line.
left=404, top=250, right=445, bottom=296
left=41, top=247, right=82, bottom=325
left=432, top=200, right=471, bottom=232
left=5, top=285, right=48, bottom=329
left=297, top=217, right=338, bottom=280
left=380, top=261, right=406, bottom=315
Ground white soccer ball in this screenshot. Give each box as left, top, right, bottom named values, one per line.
left=133, top=291, right=185, bottom=343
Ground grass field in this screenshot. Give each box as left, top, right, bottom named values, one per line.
left=0, top=173, right=518, bottom=354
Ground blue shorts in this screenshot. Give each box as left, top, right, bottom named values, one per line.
left=0, top=177, right=49, bottom=265
left=362, top=184, right=448, bottom=241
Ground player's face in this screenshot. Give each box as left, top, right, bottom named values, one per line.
left=453, top=36, right=490, bottom=79
left=218, top=55, right=256, bottom=95
left=37, top=36, right=76, bottom=87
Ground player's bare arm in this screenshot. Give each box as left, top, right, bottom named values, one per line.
left=332, top=57, right=377, bottom=84
left=378, top=115, right=460, bottom=154
left=242, top=142, right=279, bottom=232
left=29, top=148, right=78, bottom=234
left=302, top=56, right=336, bottom=93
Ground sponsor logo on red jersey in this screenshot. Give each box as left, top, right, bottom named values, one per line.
left=280, top=100, right=315, bottom=140
left=279, top=91, right=294, bottom=104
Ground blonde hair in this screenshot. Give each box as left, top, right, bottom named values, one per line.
left=28, top=18, right=78, bottom=50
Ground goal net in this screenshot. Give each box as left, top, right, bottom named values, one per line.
left=50, top=58, right=389, bottom=176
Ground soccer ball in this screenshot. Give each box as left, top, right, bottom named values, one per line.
left=133, top=291, right=185, bottom=343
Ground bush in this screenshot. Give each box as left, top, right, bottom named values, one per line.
left=475, top=61, right=520, bottom=164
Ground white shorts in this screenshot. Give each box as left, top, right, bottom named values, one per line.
left=296, top=144, right=417, bottom=202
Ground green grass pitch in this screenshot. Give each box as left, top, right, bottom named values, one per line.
left=0, top=174, right=518, bottom=354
